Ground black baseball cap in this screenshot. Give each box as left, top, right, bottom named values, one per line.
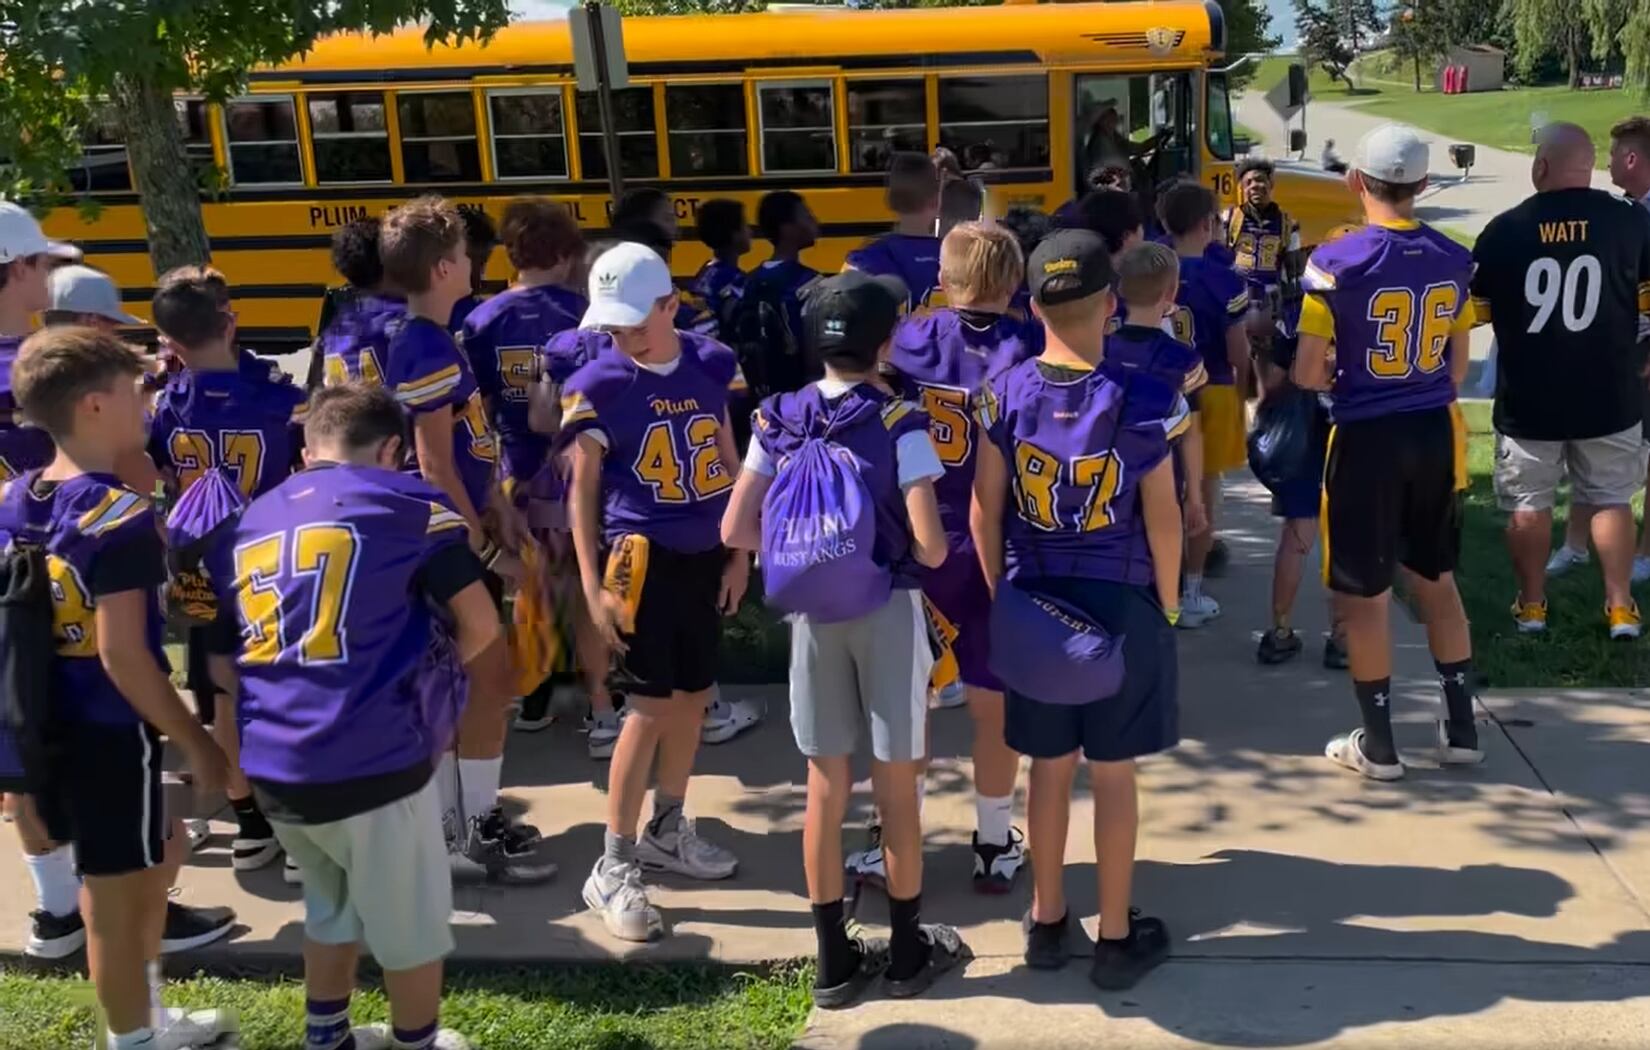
left=802, top=271, right=907, bottom=365
left=1028, top=228, right=1115, bottom=306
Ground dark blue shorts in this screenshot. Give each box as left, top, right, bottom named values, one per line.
left=1269, top=476, right=1322, bottom=520
left=1003, top=578, right=1179, bottom=762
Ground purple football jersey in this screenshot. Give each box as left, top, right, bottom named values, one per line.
left=693, top=258, right=746, bottom=316
left=1101, top=323, right=1208, bottom=400
left=460, top=284, right=584, bottom=486
left=149, top=355, right=307, bottom=501
left=387, top=316, right=499, bottom=515
left=0, top=334, right=54, bottom=480
left=542, top=327, right=611, bottom=385
left=0, top=473, right=167, bottom=724
left=320, top=293, right=406, bottom=388
left=560, top=333, right=737, bottom=553
left=846, top=233, right=942, bottom=309
left=888, top=308, right=1038, bottom=545
left=1300, top=222, right=1471, bottom=423
left=449, top=294, right=480, bottom=335
left=753, top=383, right=932, bottom=591
left=1225, top=202, right=1299, bottom=296
left=1173, top=255, right=1249, bottom=386
left=214, top=464, right=471, bottom=784
left=977, top=361, right=1186, bottom=587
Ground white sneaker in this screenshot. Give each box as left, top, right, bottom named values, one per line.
left=930, top=681, right=967, bottom=710
left=1325, top=728, right=1404, bottom=781
left=845, top=824, right=887, bottom=887
left=154, top=1007, right=236, bottom=1049
left=1435, top=720, right=1485, bottom=766
left=587, top=708, right=626, bottom=760
left=183, top=818, right=211, bottom=853
left=1545, top=545, right=1589, bottom=577
left=355, top=1023, right=472, bottom=1050
left=637, top=814, right=738, bottom=880
left=283, top=856, right=303, bottom=885
left=582, top=858, right=664, bottom=942
left=1177, top=591, right=1221, bottom=628
left=701, top=696, right=762, bottom=744
left=1633, top=555, right=1650, bottom=585
left=971, top=827, right=1026, bottom=894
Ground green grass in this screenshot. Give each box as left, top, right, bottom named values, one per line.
left=0, top=964, right=815, bottom=1050
left=1252, top=54, right=1388, bottom=99
left=1437, top=226, right=1477, bottom=249
left=1343, top=84, right=1631, bottom=170
left=1455, top=401, right=1650, bottom=689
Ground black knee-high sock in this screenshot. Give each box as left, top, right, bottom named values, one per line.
left=812, top=900, right=858, bottom=987
left=886, top=893, right=930, bottom=981
left=1435, top=659, right=1478, bottom=748
left=1352, top=677, right=1397, bottom=765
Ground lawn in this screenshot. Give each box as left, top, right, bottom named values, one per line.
left=0, top=964, right=815, bottom=1050
left=1454, top=401, right=1650, bottom=689
left=1251, top=54, right=1389, bottom=100
left=1350, top=84, right=1634, bottom=168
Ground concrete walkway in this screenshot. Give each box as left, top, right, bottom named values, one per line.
left=4, top=480, right=1647, bottom=1047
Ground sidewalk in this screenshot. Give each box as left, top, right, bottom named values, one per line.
left=3, top=483, right=1648, bottom=1047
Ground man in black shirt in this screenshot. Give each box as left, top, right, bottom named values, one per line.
left=1471, top=123, right=1650, bottom=640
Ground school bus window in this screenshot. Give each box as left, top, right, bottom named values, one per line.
left=575, top=87, right=659, bottom=181
left=72, top=106, right=130, bottom=193
left=1205, top=72, right=1233, bottom=161
left=224, top=98, right=303, bottom=185
left=174, top=99, right=215, bottom=172
left=489, top=91, right=569, bottom=180
left=665, top=84, right=748, bottom=178
left=847, top=79, right=925, bottom=174
left=308, top=92, right=391, bottom=184
left=938, top=75, right=1049, bottom=171
left=758, top=81, right=836, bottom=174
left=399, top=91, right=481, bottom=184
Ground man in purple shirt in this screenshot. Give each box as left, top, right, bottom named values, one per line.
left=1293, top=125, right=1479, bottom=783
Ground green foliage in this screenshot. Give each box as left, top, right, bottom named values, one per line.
left=1508, top=0, right=1589, bottom=85
left=1386, top=1, right=1449, bottom=89
left=1624, top=0, right=1650, bottom=96
left=1293, top=0, right=1357, bottom=88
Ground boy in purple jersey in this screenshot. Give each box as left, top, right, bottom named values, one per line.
left=1224, top=158, right=1303, bottom=325
left=973, top=229, right=1185, bottom=991
left=319, top=219, right=406, bottom=390
left=148, top=266, right=308, bottom=874
left=380, top=197, right=546, bottom=882
left=692, top=198, right=751, bottom=339
left=723, top=271, right=968, bottom=1006
left=563, top=243, right=749, bottom=942
left=845, top=152, right=942, bottom=309
left=2, top=328, right=231, bottom=1050
left=208, top=385, right=503, bottom=1050
left=1161, top=182, right=1250, bottom=628
left=744, top=191, right=822, bottom=373
left=883, top=222, right=1035, bottom=894
left=447, top=207, right=498, bottom=335
left=1293, top=125, right=1480, bottom=781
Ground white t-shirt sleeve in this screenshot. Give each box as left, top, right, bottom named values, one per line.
left=742, top=440, right=776, bottom=477
left=895, top=429, right=945, bottom=489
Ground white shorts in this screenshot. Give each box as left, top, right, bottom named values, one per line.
left=1494, top=426, right=1648, bottom=512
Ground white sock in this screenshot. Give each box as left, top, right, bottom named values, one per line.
left=974, top=793, right=1013, bottom=848
left=148, top=959, right=164, bottom=1028
left=459, top=757, right=503, bottom=826
left=917, top=776, right=927, bottom=820
left=1183, top=574, right=1204, bottom=599
left=109, top=1026, right=156, bottom=1049
left=434, top=752, right=460, bottom=848
left=23, top=845, right=80, bottom=917
left=1563, top=543, right=1587, bottom=557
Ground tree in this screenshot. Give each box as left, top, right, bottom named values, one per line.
left=1624, top=0, right=1650, bottom=97
left=0, top=2, right=511, bottom=276
left=1508, top=0, right=1590, bottom=87
left=1294, top=0, right=1357, bottom=89
left=1386, top=1, right=1449, bottom=90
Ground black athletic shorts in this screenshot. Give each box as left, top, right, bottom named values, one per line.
left=185, top=625, right=221, bottom=726
left=1322, top=406, right=1460, bottom=598
left=603, top=535, right=723, bottom=699
left=38, top=722, right=168, bottom=877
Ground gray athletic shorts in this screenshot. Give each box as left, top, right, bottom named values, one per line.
left=271, top=776, right=454, bottom=971
left=1494, top=426, right=1648, bottom=512
left=788, top=588, right=934, bottom=763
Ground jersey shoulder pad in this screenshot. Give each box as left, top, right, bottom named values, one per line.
left=71, top=481, right=153, bottom=543
left=684, top=333, right=738, bottom=388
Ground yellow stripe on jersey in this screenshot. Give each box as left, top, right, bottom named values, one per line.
left=290, top=400, right=310, bottom=423
left=973, top=385, right=1001, bottom=430
left=881, top=399, right=916, bottom=430
left=1449, top=297, right=1477, bottom=335
left=1297, top=293, right=1336, bottom=339
left=1301, top=262, right=1336, bottom=291
left=1471, top=296, right=1493, bottom=325
left=1637, top=280, right=1650, bottom=313
left=79, top=488, right=147, bottom=537
left=1164, top=395, right=1194, bottom=440
left=1184, top=360, right=1210, bottom=395
left=394, top=364, right=463, bottom=407
left=561, top=392, right=597, bottom=427
left=1225, top=290, right=1250, bottom=316
left=427, top=503, right=468, bottom=534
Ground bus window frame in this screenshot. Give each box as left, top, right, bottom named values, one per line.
left=396, top=87, right=484, bottom=185
left=486, top=87, right=573, bottom=183
left=935, top=71, right=1051, bottom=173
left=1203, top=69, right=1234, bottom=164
left=844, top=76, right=927, bottom=175
left=574, top=84, right=661, bottom=182
left=306, top=90, right=394, bottom=186
left=755, top=78, right=839, bottom=176
left=220, top=94, right=306, bottom=189
left=663, top=81, right=751, bottom=180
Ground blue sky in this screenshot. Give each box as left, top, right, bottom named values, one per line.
left=514, top=0, right=570, bottom=17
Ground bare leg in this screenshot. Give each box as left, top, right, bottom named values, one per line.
left=1185, top=476, right=1218, bottom=579
left=607, top=695, right=667, bottom=838
left=1408, top=571, right=1471, bottom=664
left=1590, top=505, right=1636, bottom=609
left=870, top=759, right=924, bottom=901
left=382, top=959, right=444, bottom=1033
left=1026, top=752, right=1078, bottom=925
left=84, top=861, right=172, bottom=1035
left=1090, top=760, right=1139, bottom=941
left=652, top=688, right=709, bottom=803
left=967, top=688, right=1018, bottom=799
left=1565, top=503, right=1595, bottom=555
left=1506, top=509, right=1553, bottom=607
left=804, top=756, right=852, bottom=904
left=1271, top=519, right=1315, bottom=627
left=303, top=939, right=360, bottom=1003
left=568, top=588, right=614, bottom=717
left=1335, top=591, right=1392, bottom=682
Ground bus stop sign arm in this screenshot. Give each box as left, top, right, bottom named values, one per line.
left=572, top=2, right=630, bottom=203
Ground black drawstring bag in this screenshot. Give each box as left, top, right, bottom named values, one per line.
left=0, top=543, right=58, bottom=793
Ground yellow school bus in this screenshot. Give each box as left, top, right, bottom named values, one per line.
left=42, top=0, right=1358, bottom=349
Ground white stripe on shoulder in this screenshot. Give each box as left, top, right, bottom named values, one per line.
left=82, top=491, right=146, bottom=536
left=1301, top=262, right=1336, bottom=291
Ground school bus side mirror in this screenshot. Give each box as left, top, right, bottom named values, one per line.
left=1287, top=64, right=1308, bottom=109
left=1289, top=129, right=1308, bottom=154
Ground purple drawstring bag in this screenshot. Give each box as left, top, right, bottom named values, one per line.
left=165, top=466, right=248, bottom=626
left=761, top=436, right=891, bottom=624
left=988, top=582, right=1126, bottom=705
left=413, top=626, right=467, bottom=757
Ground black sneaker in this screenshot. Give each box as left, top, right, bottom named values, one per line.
left=1023, top=909, right=1070, bottom=970
left=971, top=828, right=1026, bottom=895
left=231, top=811, right=280, bottom=871
left=812, top=922, right=890, bottom=1010
left=1205, top=538, right=1231, bottom=578
left=1257, top=627, right=1303, bottom=665
left=884, top=924, right=972, bottom=999
left=1323, top=633, right=1350, bottom=670
left=1089, top=911, right=1170, bottom=991
left=160, top=902, right=235, bottom=954
left=25, top=909, right=85, bottom=959
left=514, top=678, right=555, bottom=732
left=478, top=805, right=542, bottom=857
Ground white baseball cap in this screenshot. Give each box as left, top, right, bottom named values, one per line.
left=0, top=202, right=80, bottom=265
left=1353, top=124, right=1430, bottom=184
left=48, top=265, right=141, bottom=325
left=580, top=241, right=676, bottom=330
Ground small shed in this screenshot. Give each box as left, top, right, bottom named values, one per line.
left=1436, top=45, right=1505, bottom=93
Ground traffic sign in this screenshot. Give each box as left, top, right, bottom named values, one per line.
left=570, top=3, right=629, bottom=93
left=1264, top=73, right=1305, bottom=124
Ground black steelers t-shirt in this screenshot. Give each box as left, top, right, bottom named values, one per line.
left=1471, top=188, right=1650, bottom=441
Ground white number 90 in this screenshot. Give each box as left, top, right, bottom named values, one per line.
left=1524, top=255, right=1601, bottom=334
